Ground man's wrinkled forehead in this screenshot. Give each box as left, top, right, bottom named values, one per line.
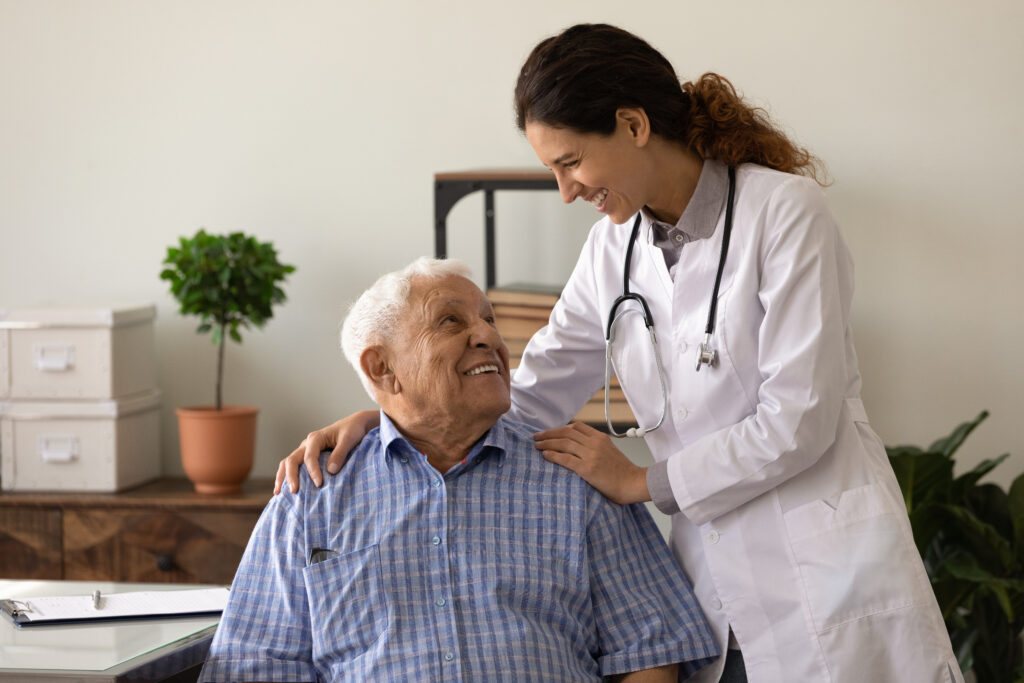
left=407, top=274, right=486, bottom=315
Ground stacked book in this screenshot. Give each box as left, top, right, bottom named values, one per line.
left=487, top=284, right=636, bottom=429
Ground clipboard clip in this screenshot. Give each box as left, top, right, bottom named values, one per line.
left=1, top=599, right=33, bottom=618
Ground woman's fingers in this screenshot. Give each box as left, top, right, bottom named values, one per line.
left=535, top=422, right=602, bottom=455
left=301, top=431, right=329, bottom=487
left=273, top=413, right=379, bottom=495
left=534, top=422, right=650, bottom=505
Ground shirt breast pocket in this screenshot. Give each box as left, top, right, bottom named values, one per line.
left=303, top=543, right=390, bottom=661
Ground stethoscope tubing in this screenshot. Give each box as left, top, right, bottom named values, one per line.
left=604, top=166, right=736, bottom=437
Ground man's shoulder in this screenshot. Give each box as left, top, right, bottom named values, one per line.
left=493, top=416, right=591, bottom=489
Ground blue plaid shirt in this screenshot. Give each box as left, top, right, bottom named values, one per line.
left=200, top=413, right=717, bottom=682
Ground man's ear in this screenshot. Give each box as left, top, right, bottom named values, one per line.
left=360, top=346, right=400, bottom=396
left=616, top=107, right=651, bottom=147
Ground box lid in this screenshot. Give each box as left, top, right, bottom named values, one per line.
left=0, top=389, right=161, bottom=419
left=0, top=304, right=156, bottom=329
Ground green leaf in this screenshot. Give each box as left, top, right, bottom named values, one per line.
left=1010, top=473, right=1024, bottom=558
left=928, top=410, right=989, bottom=458
left=889, top=450, right=953, bottom=512
left=937, top=504, right=1016, bottom=572
left=987, top=582, right=1015, bottom=622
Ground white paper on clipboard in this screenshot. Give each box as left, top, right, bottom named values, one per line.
left=1, top=587, right=229, bottom=627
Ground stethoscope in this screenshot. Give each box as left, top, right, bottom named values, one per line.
left=604, top=166, right=736, bottom=438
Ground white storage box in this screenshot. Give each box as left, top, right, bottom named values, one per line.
left=0, top=305, right=156, bottom=400
left=0, top=389, right=161, bottom=491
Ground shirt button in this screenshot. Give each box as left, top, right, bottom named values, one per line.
left=436, top=597, right=446, bottom=607
left=711, top=596, right=723, bottom=610
left=444, top=652, right=455, bottom=662
left=399, top=456, right=409, bottom=464
left=431, top=478, right=442, bottom=488
left=677, top=341, right=688, bottom=354
left=674, top=233, right=685, bottom=243
left=676, top=407, right=688, bottom=420
left=431, top=536, right=441, bottom=546
left=707, top=530, right=720, bottom=544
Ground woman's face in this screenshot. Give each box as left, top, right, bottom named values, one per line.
left=525, top=111, right=650, bottom=225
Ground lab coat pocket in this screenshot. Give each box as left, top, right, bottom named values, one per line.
left=783, top=482, right=919, bottom=633
left=303, top=543, right=390, bottom=660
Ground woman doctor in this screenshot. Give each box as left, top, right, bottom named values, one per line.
left=276, top=24, right=961, bottom=683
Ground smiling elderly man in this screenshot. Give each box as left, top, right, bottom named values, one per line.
left=199, top=258, right=717, bottom=682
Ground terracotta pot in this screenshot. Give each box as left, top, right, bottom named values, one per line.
left=175, top=405, right=258, bottom=494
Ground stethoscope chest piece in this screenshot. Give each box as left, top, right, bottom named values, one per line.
left=695, top=333, right=717, bottom=371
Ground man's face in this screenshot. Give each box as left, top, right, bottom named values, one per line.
left=386, top=274, right=511, bottom=427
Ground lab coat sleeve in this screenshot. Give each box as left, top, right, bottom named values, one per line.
left=668, top=177, right=851, bottom=526
left=508, top=226, right=609, bottom=431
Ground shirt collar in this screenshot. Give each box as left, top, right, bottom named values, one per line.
left=377, top=410, right=511, bottom=468
left=643, top=158, right=729, bottom=241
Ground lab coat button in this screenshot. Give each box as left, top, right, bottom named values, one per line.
left=711, top=596, right=723, bottom=610
left=707, top=530, right=720, bottom=544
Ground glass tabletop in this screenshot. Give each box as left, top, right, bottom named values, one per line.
left=0, top=579, right=221, bottom=679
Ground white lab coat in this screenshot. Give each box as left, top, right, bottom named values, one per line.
left=508, top=164, right=962, bottom=682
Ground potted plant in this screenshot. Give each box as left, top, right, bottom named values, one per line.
left=160, top=229, right=295, bottom=494
left=887, top=411, right=1024, bottom=682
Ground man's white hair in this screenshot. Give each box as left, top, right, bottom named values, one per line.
left=341, top=257, right=474, bottom=401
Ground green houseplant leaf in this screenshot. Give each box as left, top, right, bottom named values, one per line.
left=887, top=412, right=1023, bottom=681
left=160, top=229, right=296, bottom=410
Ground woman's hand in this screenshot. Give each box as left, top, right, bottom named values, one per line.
left=273, top=410, right=381, bottom=494
left=534, top=422, right=650, bottom=505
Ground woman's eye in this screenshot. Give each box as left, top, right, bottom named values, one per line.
left=564, top=159, right=579, bottom=169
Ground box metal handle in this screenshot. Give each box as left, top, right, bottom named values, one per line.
left=38, top=435, right=80, bottom=463
left=33, top=343, right=76, bottom=372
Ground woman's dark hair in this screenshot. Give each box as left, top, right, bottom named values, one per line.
left=515, top=24, right=826, bottom=184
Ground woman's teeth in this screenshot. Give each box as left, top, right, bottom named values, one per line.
left=589, top=189, right=608, bottom=207
left=465, top=364, right=498, bottom=376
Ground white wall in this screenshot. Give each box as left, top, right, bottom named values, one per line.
left=1, top=0, right=1021, bottom=490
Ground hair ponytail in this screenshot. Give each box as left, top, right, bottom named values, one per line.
left=682, top=73, right=827, bottom=184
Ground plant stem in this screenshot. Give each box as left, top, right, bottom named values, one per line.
left=216, top=320, right=225, bottom=411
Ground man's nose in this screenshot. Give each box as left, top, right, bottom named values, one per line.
left=469, top=318, right=502, bottom=348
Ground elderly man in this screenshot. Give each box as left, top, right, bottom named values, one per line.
left=199, top=258, right=717, bottom=682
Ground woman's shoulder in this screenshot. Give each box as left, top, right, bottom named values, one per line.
left=736, top=163, right=832, bottom=223
left=736, top=163, right=823, bottom=198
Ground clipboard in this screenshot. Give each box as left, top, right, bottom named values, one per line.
left=1, top=586, right=229, bottom=628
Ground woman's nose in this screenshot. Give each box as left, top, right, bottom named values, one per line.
left=554, top=171, right=581, bottom=204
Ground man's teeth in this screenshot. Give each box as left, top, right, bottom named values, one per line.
left=465, top=364, right=498, bottom=376
left=589, top=189, right=608, bottom=207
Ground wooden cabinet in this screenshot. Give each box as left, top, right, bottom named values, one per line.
left=0, top=478, right=271, bottom=584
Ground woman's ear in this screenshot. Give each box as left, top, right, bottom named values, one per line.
left=360, top=346, right=399, bottom=396
left=616, top=107, right=651, bottom=147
